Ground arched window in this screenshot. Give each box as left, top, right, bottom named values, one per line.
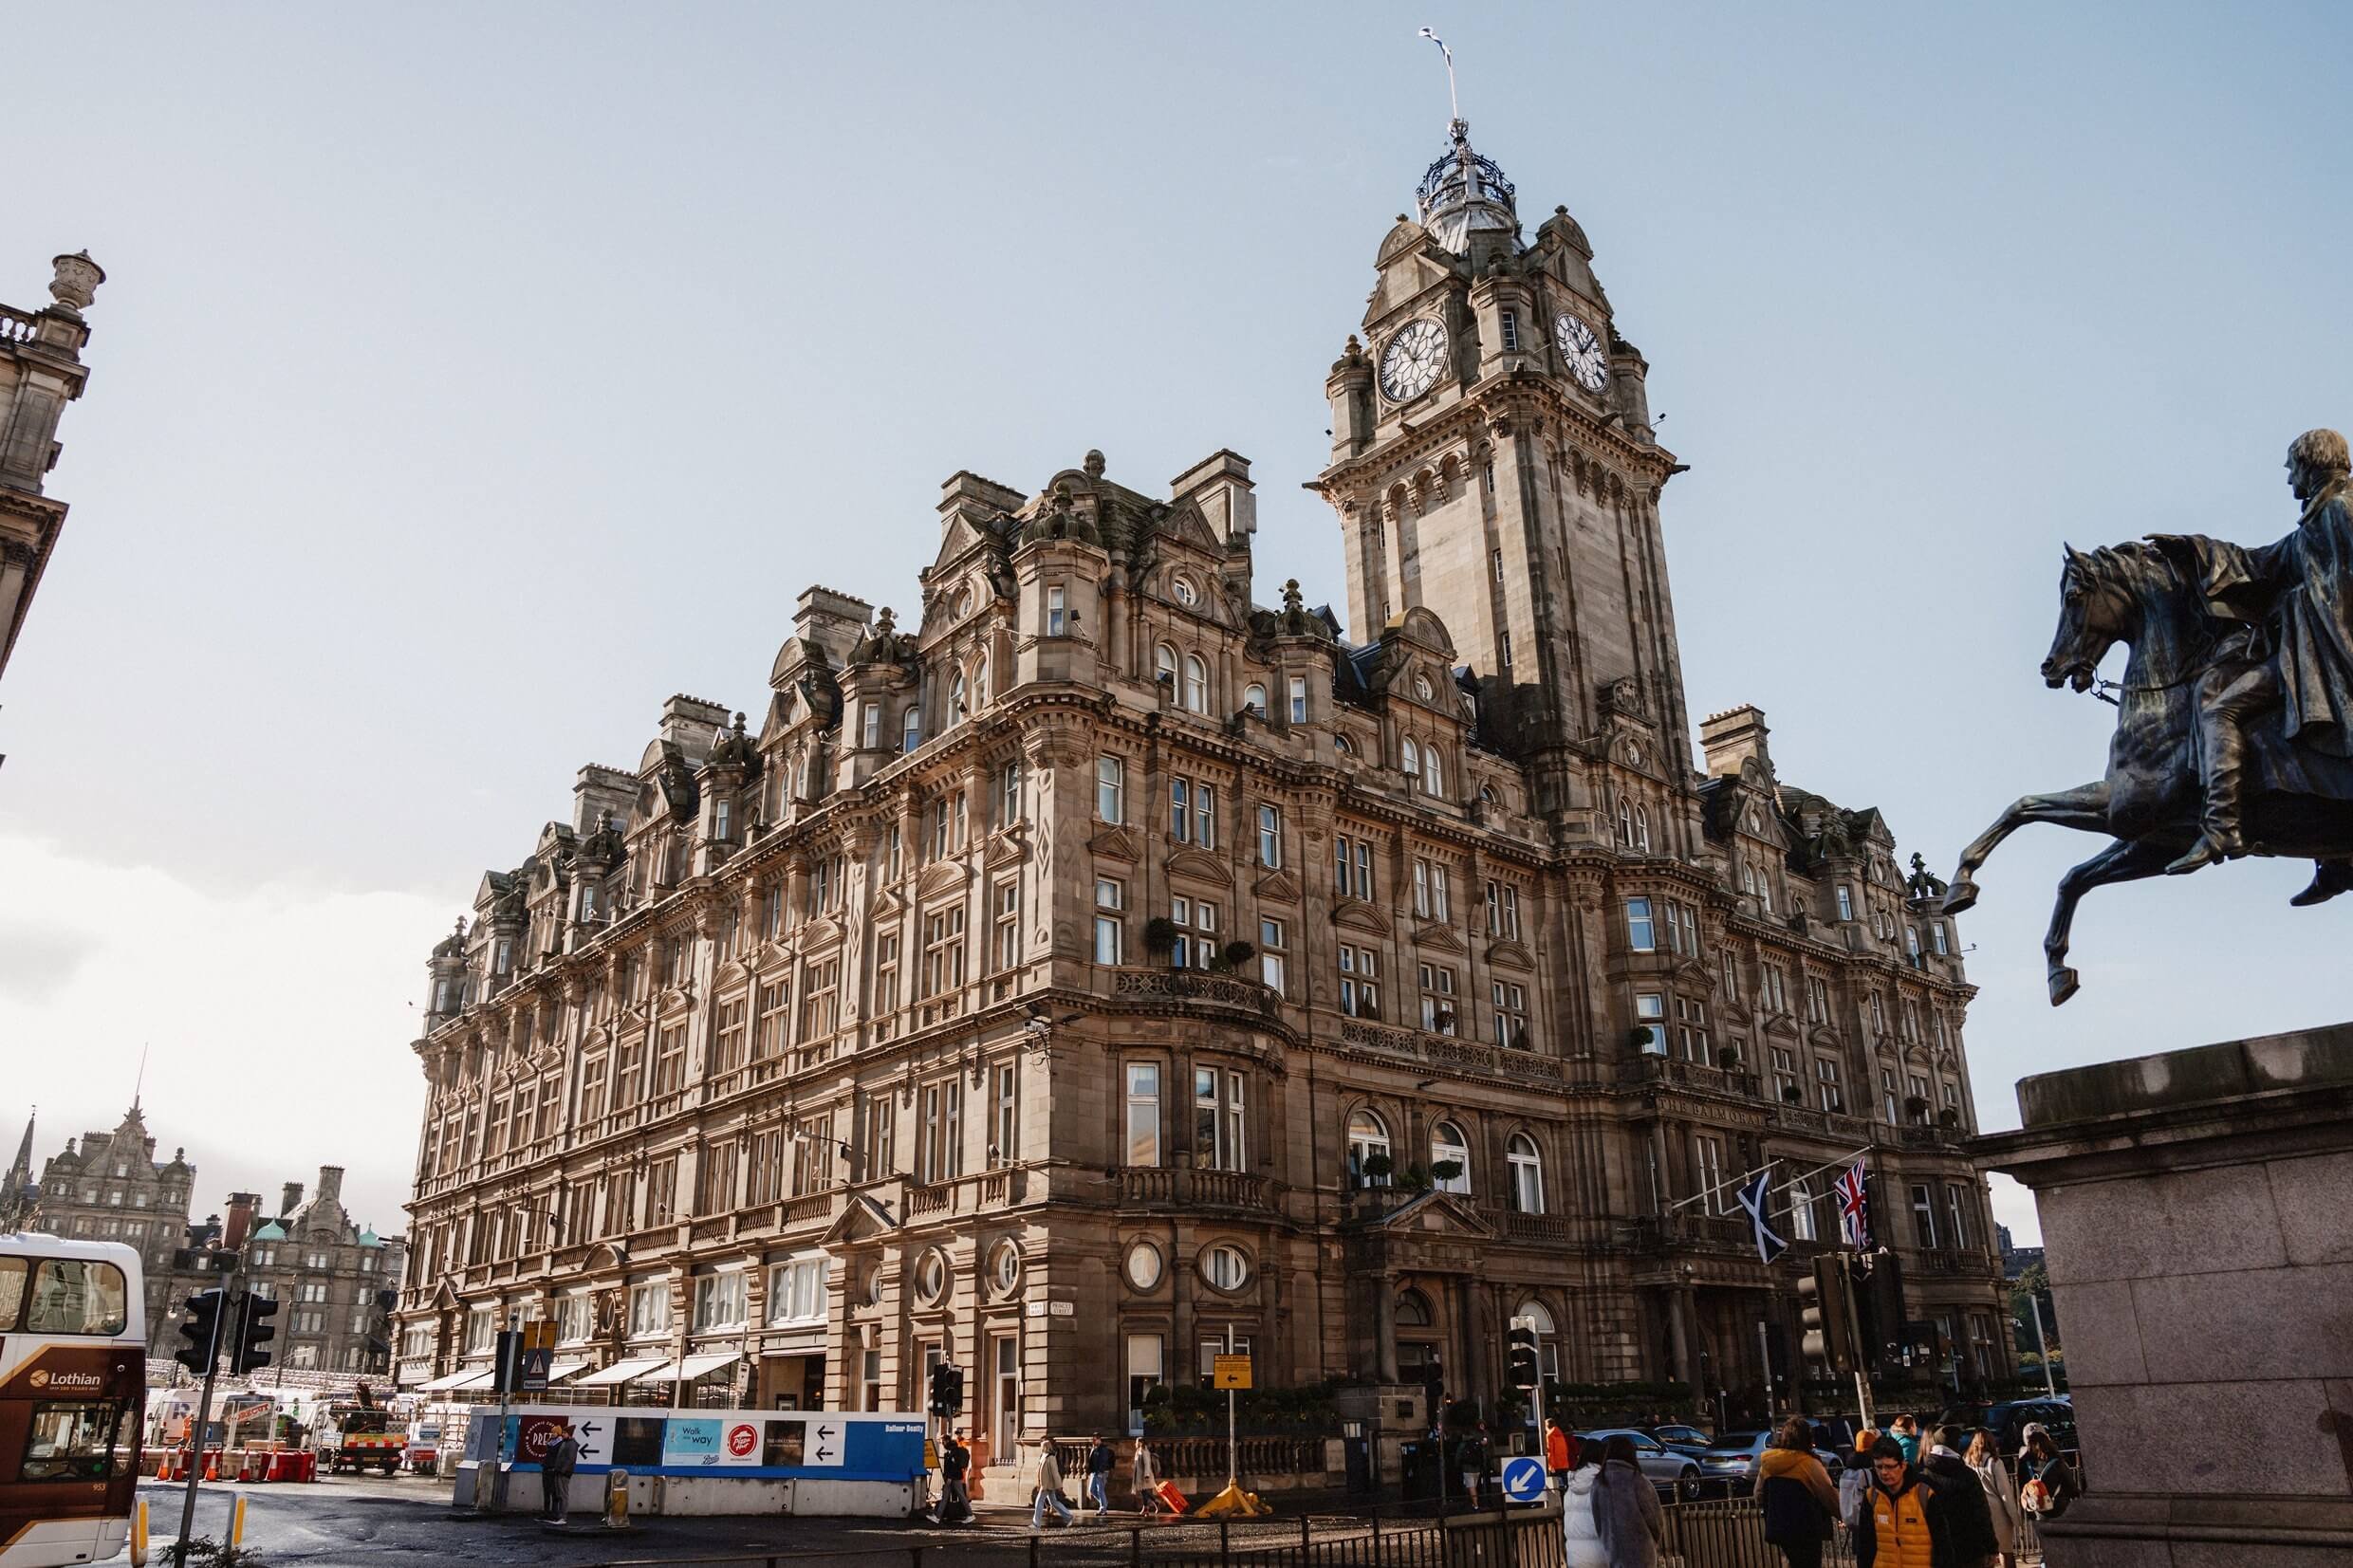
left=901, top=705, right=921, bottom=754
left=1633, top=803, right=1652, bottom=852
left=1243, top=683, right=1267, bottom=716
left=1395, top=1289, right=1434, bottom=1328
left=1156, top=643, right=1179, bottom=693
left=947, top=668, right=968, bottom=727
left=972, top=654, right=989, bottom=707
left=1401, top=738, right=1420, bottom=780
left=1430, top=1121, right=1472, bottom=1194
left=1347, top=1110, right=1392, bottom=1187
left=1334, top=733, right=1354, bottom=756
left=1788, top=1175, right=1818, bottom=1243
left=1422, top=746, right=1443, bottom=798
left=1507, top=1133, right=1545, bottom=1214
left=1617, top=798, right=1635, bottom=846
left=1184, top=654, right=1210, bottom=714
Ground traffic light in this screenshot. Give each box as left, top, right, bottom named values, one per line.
left=928, top=1362, right=964, bottom=1418
left=176, top=1289, right=226, bottom=1375
left=230, top=1291, right=280, bottom=1375
left=1505, top=1319, right=1542, bottom=1390
left=1856, top=1250, right=1906, bottom=1374
left=1798, top=1256, right=1858, bottom=1375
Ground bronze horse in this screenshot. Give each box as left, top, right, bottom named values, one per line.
left=1943, top=541, right=2353, bottom=1005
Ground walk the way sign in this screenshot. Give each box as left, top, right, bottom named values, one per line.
left=477, top=1404, right=923, bottom=1483
left=1498, top=1456, right=1547, bottom=1503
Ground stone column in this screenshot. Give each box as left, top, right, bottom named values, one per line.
left=1374, top=1271, right=1399, bottom=1383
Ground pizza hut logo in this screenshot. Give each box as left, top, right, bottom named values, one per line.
left=725, top=1424, right=757, bottom=1458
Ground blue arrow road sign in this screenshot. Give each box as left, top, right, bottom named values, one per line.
left=1498, top=1455, right=1547, bottom=1503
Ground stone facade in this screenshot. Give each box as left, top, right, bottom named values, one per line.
left=1978, top=1024, right=2353, bottom=1562
left=0, top=250, right=103, bottom=684
left=396, top=120, right=2006, bottom=1469
left=30, top=1104, right=195, bottom=1358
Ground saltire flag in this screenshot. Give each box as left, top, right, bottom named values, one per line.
left=1834, top=1156, right=1872, bottom=1248
left=1734, top=1166, right=1788, bottom=1264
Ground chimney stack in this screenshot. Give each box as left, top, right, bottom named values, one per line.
left=223, top=1192, right=259, bottom=1250
left=1700, top=705, right=1774, bottom=779
left=315, top=1165, right=344, bottom=1211
left=279, top=1182, right=303, bottom=1216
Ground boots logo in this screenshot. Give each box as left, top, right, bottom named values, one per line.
left=28, top=1369, right=104, bottom=1393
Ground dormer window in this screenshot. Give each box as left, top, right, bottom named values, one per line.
left=1047, top=585, right=1067, bottom=637
left=1244, top=684, right=1267, bottom=716
left=1288, top=676, right=1307, bottom=725
left=1500, top=309, right=1520, bottom=352
left=713, top=800, right=732, bottom=839
left=862, top=701, right=882, bottom=749
left=1173, top=576, right=1198, bottom=607
left=902, top=707, right=921, bottom=754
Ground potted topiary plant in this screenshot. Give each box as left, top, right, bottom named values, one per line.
left=1362, top=1152, right=1395, bottom=1184
left=1430, top=1158, right=1464, bottom=1186
left=1216, top=939, right=1257, bottom=972
left=1143, top=917, right=1179, bottom=955
left=1904, top=1094, right=1933, bottom=1121
left=1716, top=1046, right=1742, bottom=1071
left=1936, top=1106, right=1961, bottom=1129
left=1780, top=1084, right=1804, bottom=1105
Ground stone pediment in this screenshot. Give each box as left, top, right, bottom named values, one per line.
left=1762, top=1014, right=1801, bottom=1040
left=800, top=913, right=845, bottom=953
left=982, top=829, right=1028, bottom=871
left=821, top=1191, right=899, bottom=1247
left=1411, top=921, right=1467, bottom=954
left=1485, top=938, right=1534, bottom=970
left=916, top=861, right=969, bottom=901
left=713, top=958, right=749, bottom=992
left=1361, top=1190, right=1494, bottom=1239
left=1332, top=897, right=1390, bottom=936
left=1254, top=866, right=1302, bottom=903
left=1165, top=847, right=1232, bottom=887
left=1090, top=824, right=1142, bottom=863
left=431, top=1277, right=460, bottom=1309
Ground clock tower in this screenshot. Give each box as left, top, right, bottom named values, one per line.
left=1313, top=119, right=1693, bottom=833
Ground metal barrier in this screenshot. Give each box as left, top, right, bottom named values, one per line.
left=1658, top=1496, right=2044, bottom=1567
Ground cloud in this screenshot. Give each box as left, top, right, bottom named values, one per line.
left=0, top=834, right=441, bottom=1234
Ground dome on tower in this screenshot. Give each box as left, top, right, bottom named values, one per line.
left=1415, top=120, right=1517, bottom=253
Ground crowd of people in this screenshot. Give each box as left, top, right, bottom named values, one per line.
left=1553, top=1412, right=2079, bottom=1568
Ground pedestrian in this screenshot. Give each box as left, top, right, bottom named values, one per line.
left=1963, top=1429, right=2023, bottom=1568
left=1457, top=1423, right=1490, bottom=1508
left=1888, top=1415, right=1921, bottom=1466
left=539, top=1419, right=577, bottom=1522
left=938, top=1431, right=972, bottom=1525
left=1545, top=1416, right=1581, bottom=1492
left=1085, top=1433, right=1116, bottom=1517
left=1561, top=1446, right=1606, bottom=1568
left=1851, top=1436, right=1948, bottom=1568
left=1589, top=1434, right=1662, bottom=1568
left=1031, top=1441, right=1075, bottom=1530
left=1753, top=1417, right=1837, bottom=1568
left=2017, top=1428, right=2079, bottom=1524
left=1921, top=1424, right=1998, bottom=1568
left=1131, top=1436, right=1161, bottom=1516
left=1839, top=1429, right=1880, bottom=1533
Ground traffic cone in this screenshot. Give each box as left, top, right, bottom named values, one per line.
left=202, top=1449, right=220, bottom=1482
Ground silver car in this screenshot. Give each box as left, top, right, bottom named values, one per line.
left=1579, top=1429, right=1703, bottom=1501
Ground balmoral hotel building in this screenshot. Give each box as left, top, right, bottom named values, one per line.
left=396, top=120, right=2007, bottom=1463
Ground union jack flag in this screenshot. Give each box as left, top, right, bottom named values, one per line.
left=1834, top=1157, right=1871, bottom=1247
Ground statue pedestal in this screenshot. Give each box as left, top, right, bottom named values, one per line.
left=1976, top=1024, right=2353, bottom=1565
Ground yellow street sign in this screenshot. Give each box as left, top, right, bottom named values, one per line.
left=1213, top=1354, right=1252, bottom=1390
left=923, top=1440, right=939, bottom=1469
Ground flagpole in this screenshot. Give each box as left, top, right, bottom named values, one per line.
left=1666, top=1144, right=1875, bottom=1217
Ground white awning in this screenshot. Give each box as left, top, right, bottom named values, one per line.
left=636, top=1351, right=740, bottom=1384
left=416, top=1367, right=491, bottom=1393
left=574, top=1356, right=668, bottom=1388
left=546, top=1358, right=591, bottom=1385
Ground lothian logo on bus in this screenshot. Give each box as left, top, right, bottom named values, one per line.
left=29, top=1369, right=105, bottom=1392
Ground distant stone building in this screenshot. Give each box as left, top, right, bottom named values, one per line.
left=33, top=1103, right=195, bottom=1357
left=396, top=116, right=2008, bottom=1465
left=171, top=1169, right=409, bottom=1381
left=0, top=249, right=104, bottom=686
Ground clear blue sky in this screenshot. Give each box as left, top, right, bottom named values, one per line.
left=2, top=3, right=2347, bottom=1239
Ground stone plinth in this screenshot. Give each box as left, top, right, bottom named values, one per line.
left=1976, top=1023, right=2353, bottom=1565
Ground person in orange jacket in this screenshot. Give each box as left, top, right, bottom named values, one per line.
left=1545, top=1418, right=1582, bottom=1489
left=1853, top=1437, right=1952, bottom=1568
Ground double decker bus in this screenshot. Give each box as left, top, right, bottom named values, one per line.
left=0, top=1236, right=143, bottom=1566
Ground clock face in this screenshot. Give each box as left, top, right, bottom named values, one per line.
left=1553, top=313, right=1609, bottom=394
left=1379, top=319, right=1448, bottom=402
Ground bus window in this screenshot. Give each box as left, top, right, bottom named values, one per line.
left=26, top=1260, right=127, bottom=1336
left=0, top=1257, right=24, bottom=1330
left=19, top=1402, right=127, bottom=1483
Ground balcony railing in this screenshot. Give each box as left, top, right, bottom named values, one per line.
left=1117, top=1166, right=1274, bottom=1212
left=1337, top=1020, right=1566, bottom=1084
left=1622, top=1055, right=1764, bottom=1100
left=1109, top=967, right=1280, bottom=1017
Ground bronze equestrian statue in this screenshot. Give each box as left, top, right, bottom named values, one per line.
left=1943, top=428, right=2353, bottom=1005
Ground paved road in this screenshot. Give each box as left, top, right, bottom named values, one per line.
left=132, top=1474, right=1376, bottom=1567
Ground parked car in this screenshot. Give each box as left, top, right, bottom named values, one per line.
left=1940, top=1398, right=2078, bottom=1460
left=1645, top=1424, right=1714, bottom=1456
left=1579, top=1429, right=1703, bottom=1500
left=1691, top=1430, right=1849, bottom=1496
